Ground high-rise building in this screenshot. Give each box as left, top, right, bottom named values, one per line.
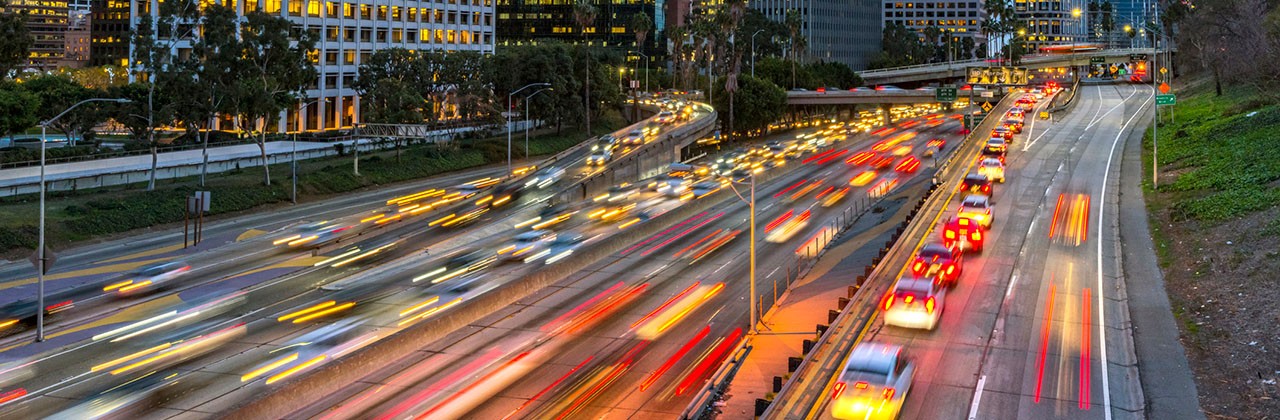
left=1014, top=0, right=1089, bottom=50
left=102, top=0, right=495, bottom=131
left=751, top=0, right=881, bottom=70
left=62, top=2, right=89, bottom=66
left=494, top=0, right=662, bottom=57
left=882, top=1, right=987, bottom=60
left=4, top=0, right=69, bottom=69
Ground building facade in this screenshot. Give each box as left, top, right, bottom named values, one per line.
left=751, top=0, right=881, bottom=70
left=4, top=0, right=69, bottom=69
left=1014, top=0, right=1088, bottom=50
left=494, top=0, right=662, bottom=57
left=100, top=0, right=494, bottom=132
left=62, top=2, right=89, bottom=66
left=882, top=0, right=987, bottom=60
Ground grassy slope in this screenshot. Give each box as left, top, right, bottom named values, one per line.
left=1142, top=82, right=1280, bottom=418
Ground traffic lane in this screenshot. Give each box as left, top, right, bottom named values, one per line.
left=800, top=92, right=1066, bottom=419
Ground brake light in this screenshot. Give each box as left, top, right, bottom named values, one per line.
left=883, top=388, right=896, bottom=400
left=945, top=230, right=956, bottom=239
left=945, top=264, right=956, bottom=275
left=833, top=382, right=847, bottom=399
left=882, top=294, right=894, bottom=311
left=926, top=297, right=936, bottom=314
left=972, top=230, right=982, bottom=241
left=903, top=294, right=915, bottom=304
left=854, top=381, right=869, bottom=389
left=912, top=261, right=925, bottom=274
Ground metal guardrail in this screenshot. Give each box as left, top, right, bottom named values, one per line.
left=681, top=339, right=751, bottom=420
left=761, top=93, right=1019, bottom=418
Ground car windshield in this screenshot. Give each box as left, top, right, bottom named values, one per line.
left=962, top=196, right=989, bottom=207
left=966, top=174, right=987, bottom=183
left=918, top=244, right=951, bottom=259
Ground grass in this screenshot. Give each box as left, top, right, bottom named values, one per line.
left=1144, top=84, right=1280, bottom=222
left=0, top=112, right=627, bottom=257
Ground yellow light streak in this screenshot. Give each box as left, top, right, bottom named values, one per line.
left=241, top=352, right=299, bottom=382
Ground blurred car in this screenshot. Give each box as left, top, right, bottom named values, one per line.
left=591, top=135, right=617, bottom=153
left=654, top=111, right=676, bottom=124
left=942, top=216, right=985, bottom=252
left=882, top=275, right=946, bottom=330
left=0, top=280, right=103, bottom=330
left=984, top=137, right=1007, bottom=154
left=846, top=151, right=876, bottom=166
left=850, top=171, right=878, bottom=187
left=869, top=155, right=895, bottom=170
left=956, top=195, right=993, bottom=228
left=991, top=126, right=1013, bottom=142
left=524, top=166, right=565, bottom=189
left=981, top=147, right=1006, bottom=165
left=894, top=156, right=921, bottom=173
left=498, top=230, right=557, bottom=262
left=105, top=261, right=192, bottom=295
left=691, top=181, right=722, bottom=198
left=587, top=150, right=612, bottom=166
left=960, top=173, right=993, bottom=197
left=831, top=343, right=914, bottom=420
left=274, top=220, right=353, bottom=248
left=414, top=249, right=496, bottom=284
left=651, top=175, right=690, bottom=197
left=765, top=210, right=810, bottom=243
left=977, top=158, right=1005, bottom=183
left=622, top=129, right=645, bottom=145
left=911, top=242, right=963, bottom=286
left=540, top=232, right=587, bottom=264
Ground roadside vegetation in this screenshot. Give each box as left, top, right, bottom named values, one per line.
left=1143, top=82, right=1280, bottom=418
left=0, top=112, right=624, bottom=259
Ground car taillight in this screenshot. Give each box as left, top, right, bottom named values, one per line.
left=945, top=230, right=956, bottom=239
left=882, top=294, right=894, bottom=311
left=883, top=388, right=896, bottom=400
left=926, top=297, right=936, bottom=314
left=912, top=261, right=925, bottom=274
left=854, top=381, right=869, bottom=389
left=972, top=230, right=982, bottom=241
left=833, top=382, right=847, bottom=399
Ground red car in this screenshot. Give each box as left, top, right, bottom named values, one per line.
left=869, top=155, right=895, bottom=170
left=942, top=217, right=984, bottom=252
left=911, top=242, right=963, bottom=286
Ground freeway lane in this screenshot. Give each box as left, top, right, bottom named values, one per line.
left=803, top=83, right=1154, bottom=419
left=286, top=114, right=968, bottom=419
left=0, top=104, right=714, bottom=417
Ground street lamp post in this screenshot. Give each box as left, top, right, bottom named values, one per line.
left=507, top=82, right=551, bottom=174
left=36, top=97, right=131, bottom=342
left=720, top=171, right=758, bottom=335
left=750, top=29, right=766, bottom=78
left=1072, top=7, right=1083, bottom=81
left=636, top=51, right=649, bottom=94
left=523, top=87, right=552, bottom=158
left=1151, top=3, right=1163, bottom=189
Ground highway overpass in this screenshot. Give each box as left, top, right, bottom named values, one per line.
left=858, top=47, right=1156, bottom=85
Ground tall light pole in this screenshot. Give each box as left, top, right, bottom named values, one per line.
left=636, top=51, right=649, bottom=93
left=523, top=87, right=553, bottom=158
left=36, top=97, right=131, bottom=342
left=293, top=99, right=320, bottom=205
left=750, top=29, right=765, bottom=78
left=720, top=171, right=758, bottom=335
left=1151, top=2, right=1162, bottom=189
left=507, top=82, right=551, bottom=174
left=1072, top=7, right=1083, bottom=81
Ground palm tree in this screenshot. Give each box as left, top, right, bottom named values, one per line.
left=723, top=0, right=746, bottom=140
left=573, top=0, right=598, bottom=135
left=784, top=9, right=804, bottom=88
left=630, top=12, right=652, bottom=91
left=668, top=24, right=688, bottom=89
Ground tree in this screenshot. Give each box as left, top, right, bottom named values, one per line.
left=667, top=24, right=689, bottom=89
left=23, top=74, right=104, bottom=146
left=712, top=74, right=785, bottom=136
left=0, top=82, right=37, bottom=136
left=630, top=12, right=652, bottom=51
left=784, top=9, right=804, bottom=87
left=354, top=48, right=426, bottom=123
left=573, top=0, right=598, bottom=135
left=869, top=23, right=931, bottom=69
left=0, top=0, right=32, bottom=78
left=808, top=61, right=863, bottom=88
left=229, top=10, right=318, bottom=185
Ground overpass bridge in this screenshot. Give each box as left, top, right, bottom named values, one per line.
left=785, top=87, right=996, bottom=106
left=858, top=47, right=1155, bottom=85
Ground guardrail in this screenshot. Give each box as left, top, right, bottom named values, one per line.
left=858, top=48, right=1157, bottom=78
left=760, top=93, right=1018, bottom=418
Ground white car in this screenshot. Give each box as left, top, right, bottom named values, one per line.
left=587, top=150, right=612, bottom=166
left=623, top=129, right=645, bottom=145
left=881, top=275, right=945, bottom=330
left=524, top=166, right=565, bottom=189
left=955, top=194, right=993, bottom=228
left=654, top=111, right=676, bottom=124
left=497, top=230, right=556, bottom=262
left=832, top=342, right=915, bottom=420
left=107, top=261, right=192, bottom=295
left=977, top=157, right=1005, bottom=183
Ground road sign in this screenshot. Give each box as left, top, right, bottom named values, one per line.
left=980, top=91, right=995, bottom=98
left=964, top=114, right=987, bottom=130
left=1090, top=56, right=1105, bottom=64
left=1159, top=67, right=1168, bottom=75
left=980, top=101, right=994, bottom=113
left=1156, top=94, right=1176, bottom=105
left=28, top=247, right=57, bottom=275
left=1159, top=82, right=1171, bottom=94
left=966, top=67, right=1029, bottom=86
left=1130, top=53, right=1149, bottom=61
left=935, top=87, right=958, bottom=102
left=1109, top=65, right=1119, bottom=74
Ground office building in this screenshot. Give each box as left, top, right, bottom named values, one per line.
left=104, top=0, right=494, bottom=132
left=88, top=0, right=128, bottom=67
left=882, top=1, right=987, bottom=60
left=751, top=0, right=881, bottom=70
left=62, top=3, right=89, bottom=66
left=495, top=0, right=662, bottom=57
left=1014, top=0, right=1089, bottom=50
left=3, top=0, right=69, bottom=69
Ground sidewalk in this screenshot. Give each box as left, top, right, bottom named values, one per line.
left=721, top=187, right=917, bottom=418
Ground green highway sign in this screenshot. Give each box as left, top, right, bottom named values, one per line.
left=964, top=113, right=987, bottom=129
left=1129, top=53, right=1148, bottom=61
left=1090, top=56, right=1105, bottom=64
left=1156, top=94, right=1176, bottom=105
left=936, top=87, right=958, bottom=102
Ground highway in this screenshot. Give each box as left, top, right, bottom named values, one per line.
left=0, top=103, right=717, bottom=417
left=784, top=83, right=1156, bottom=419
left=279, top=113, right=969, bottom=419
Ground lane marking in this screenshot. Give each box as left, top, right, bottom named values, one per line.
left=1034, top=281, right=1056, bottom=403
left=967, top=374, right=987, bottom=420
left=1093, top=83, right=1155, bottom=420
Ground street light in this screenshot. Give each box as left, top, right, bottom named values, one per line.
left=750, top=29, right=766, bottom=78
left=507, top=82, right=551, bottom=174
left=36, top=97, right=131, bottom=342
left=523, top=87, right=553, bottom=158
left=718, top=170, right=759, bottom=335
left=636, top=51, right=649, bottom=94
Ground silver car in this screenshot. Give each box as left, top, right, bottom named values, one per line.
left=831, top=342, right=915, bottom=419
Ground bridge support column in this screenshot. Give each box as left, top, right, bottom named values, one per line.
left=880, top=104, right=892, bottom=127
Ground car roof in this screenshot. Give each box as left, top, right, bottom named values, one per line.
left=987, top=138, right=1006, bottom=144
left=843, top=343, right=901, bottom=377
left=918, top=243, right=953, bottom=258
left=981, top=158, right=1003, bottom=166
left=894, top=276, right=937, bottom=294
left=965, top=172, right=989, bottom=181
left=515, top=230, right=551, bottom=239
left=962, top=195, right=989, bottom=206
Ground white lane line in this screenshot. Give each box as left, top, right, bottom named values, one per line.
left=1084, top=84, right=1140, bottom=133
left=1004, top=274, right=1020, bottom=299
left=1094, top=83, right=1155, bottom=420
left=968, top=374, right=987, bottom=420
left=768, top=267, right=780, bottom=278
